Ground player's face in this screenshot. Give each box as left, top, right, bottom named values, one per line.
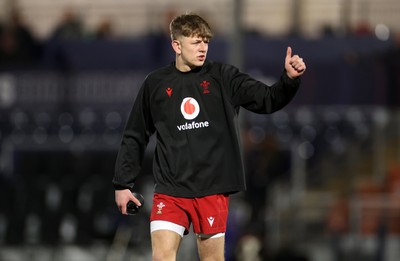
left=174, top=35, right=209, bottom=72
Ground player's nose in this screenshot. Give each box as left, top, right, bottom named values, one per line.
left=199, top=41, right=208, bottom=51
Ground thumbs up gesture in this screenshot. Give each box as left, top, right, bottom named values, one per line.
left=285, top=46, right=306, bottom=79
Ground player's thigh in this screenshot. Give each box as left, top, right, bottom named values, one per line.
left=197, top=235, right=225, bottom=261
left=151, top=229, right=182, bottom=261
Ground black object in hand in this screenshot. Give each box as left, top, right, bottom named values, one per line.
left=127, top=192, right=145, bottom=215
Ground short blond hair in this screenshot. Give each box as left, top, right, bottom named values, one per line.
left=169, top=12, right=213, bottom=40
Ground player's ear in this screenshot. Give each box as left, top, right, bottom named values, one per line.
left=171, top=40, right=181, bottom=54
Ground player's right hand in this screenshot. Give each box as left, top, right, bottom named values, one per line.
left=115, top=189, right=138, bottom=215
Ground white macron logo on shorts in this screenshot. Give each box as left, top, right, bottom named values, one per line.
left=207, top=216, right=215, bottom=227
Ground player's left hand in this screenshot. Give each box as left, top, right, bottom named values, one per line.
left=285, top=46, right=306, bottom=79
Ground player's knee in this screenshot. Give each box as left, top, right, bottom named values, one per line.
left=199, top=255, right=225, bottom=261
left=152, top=251, right=177, bottom=261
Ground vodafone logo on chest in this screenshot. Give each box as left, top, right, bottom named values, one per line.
left=177, top=97, right=210, bottom=131
left=181, top=97, right=200, bottom=120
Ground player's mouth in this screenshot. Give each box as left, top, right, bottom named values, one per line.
left=198, top=55, right=206, bottom=61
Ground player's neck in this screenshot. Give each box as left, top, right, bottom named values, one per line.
left=175, top=60, right=194, bottom=72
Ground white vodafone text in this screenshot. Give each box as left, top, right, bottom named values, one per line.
left=177, top=121, right=209, bottom=131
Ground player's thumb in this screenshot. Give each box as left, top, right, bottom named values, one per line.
left=286, top=46, right=292, bottom=61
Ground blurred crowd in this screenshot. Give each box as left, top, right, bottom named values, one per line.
left=0, top=8, right=115, bottom=69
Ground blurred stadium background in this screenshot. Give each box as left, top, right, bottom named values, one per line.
left=0, top=0, right=400, bottom=260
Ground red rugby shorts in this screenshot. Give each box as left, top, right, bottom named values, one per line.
left=150, top=193, right=229, bottom=236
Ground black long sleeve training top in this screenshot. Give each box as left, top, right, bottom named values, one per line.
left=113, top=60, right=300, bottom=198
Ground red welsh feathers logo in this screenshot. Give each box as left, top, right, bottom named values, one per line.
left=200, top=80, right=210, bottom=94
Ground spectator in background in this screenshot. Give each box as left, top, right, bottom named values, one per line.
left=50, top=8, right=84, bottom=40
left=352, top=22, right=373, bottom=37
left=383, top=33, right=400, bottom=107
left=244, top=132, right=290, bottom=232
left=326, top=192, right=349, bottom=261
left=0, top=10, right=41, bottom=68
left=94, top=18, right=114, bottom=39
left=43, top=7, right=85, bottom=70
